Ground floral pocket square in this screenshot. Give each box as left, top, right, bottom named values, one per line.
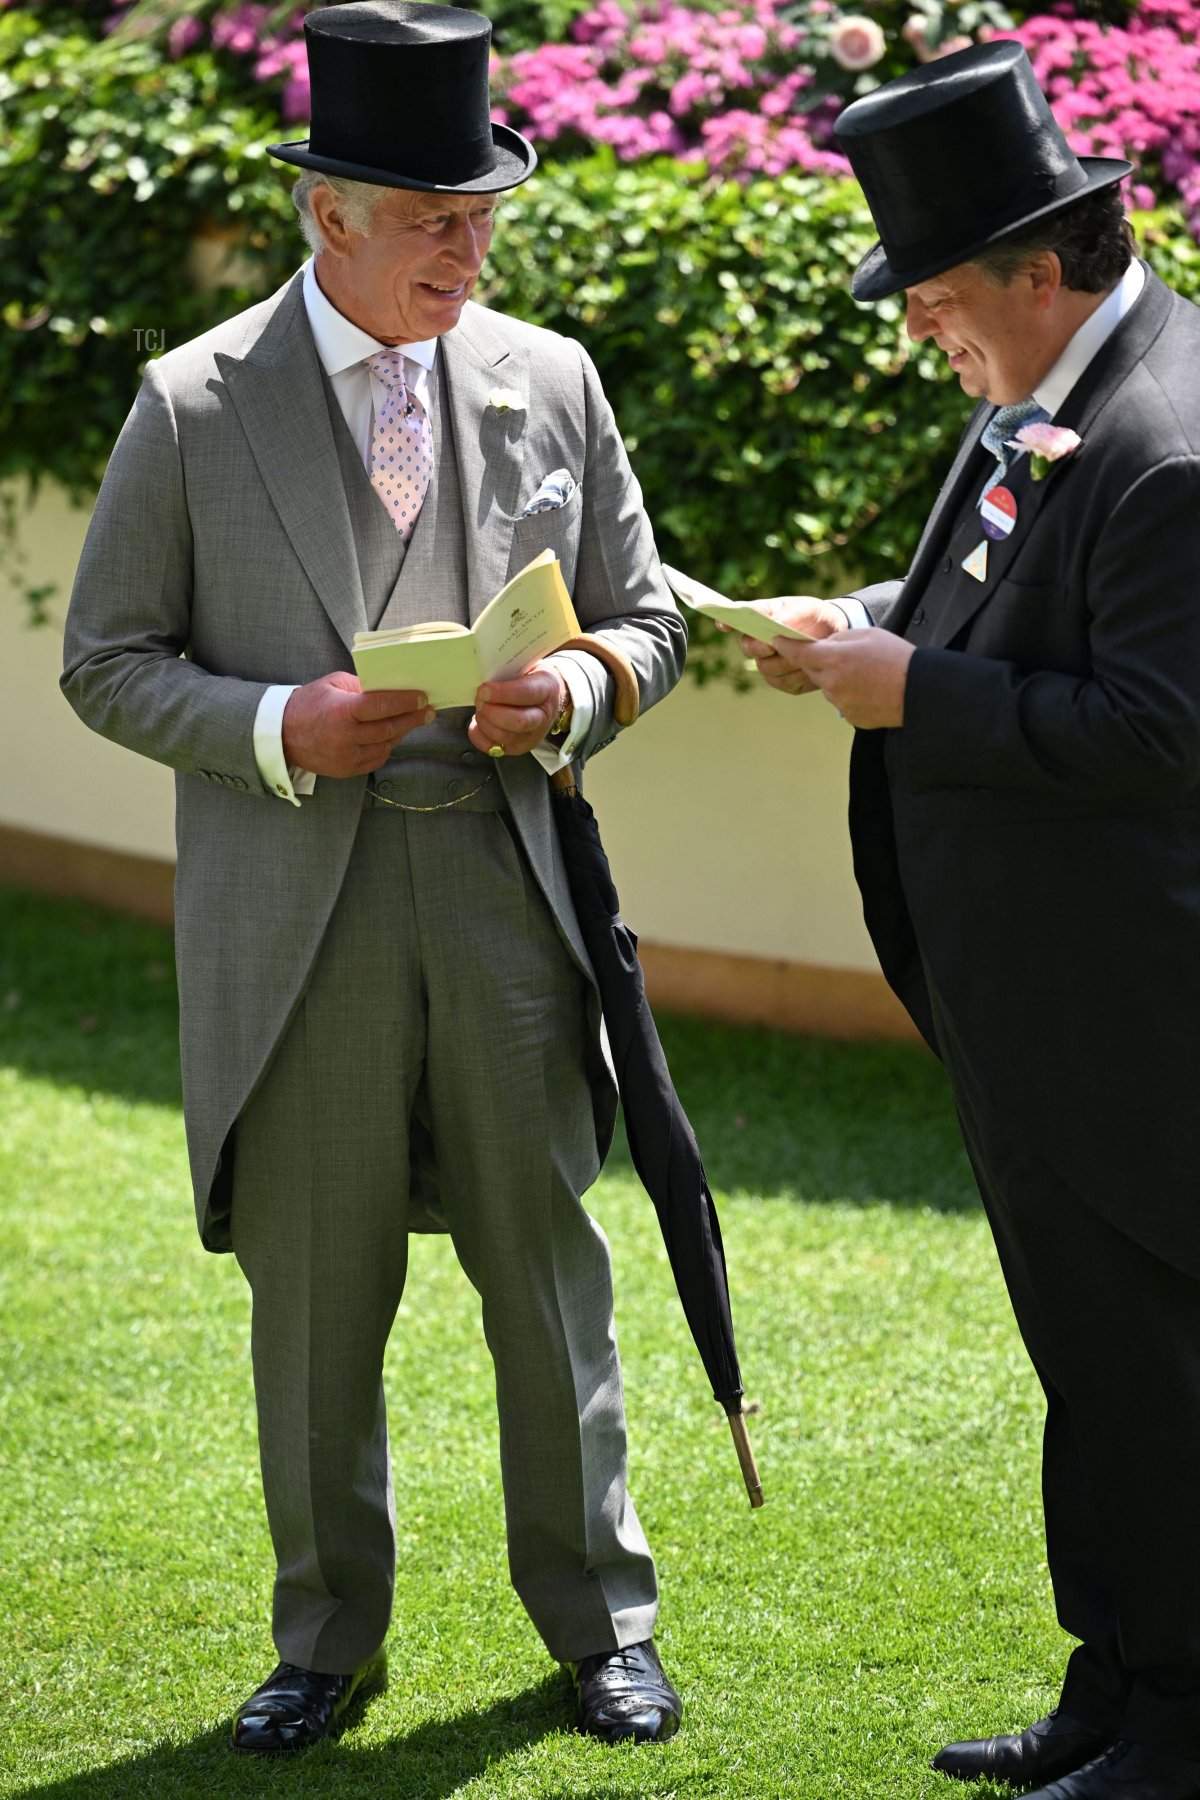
left=519, top=469, right=578, bottom=517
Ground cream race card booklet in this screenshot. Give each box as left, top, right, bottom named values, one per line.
left=661, top=565, right=815, bottom=643
left=352, top=549, right=582, bottom=708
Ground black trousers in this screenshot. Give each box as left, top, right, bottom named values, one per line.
left=928, top=980, right=1200, bottom=1759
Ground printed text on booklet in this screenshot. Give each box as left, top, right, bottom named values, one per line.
left=352, top=550, right=582, bottom=708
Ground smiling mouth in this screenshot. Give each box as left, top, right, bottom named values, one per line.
left=421, top=281, right=466, bottom=296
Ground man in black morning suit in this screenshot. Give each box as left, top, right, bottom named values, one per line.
left=742, top=41, right=1200, bottom=1800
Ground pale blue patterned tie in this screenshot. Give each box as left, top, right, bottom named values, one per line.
left=979, top=397, right=1050, bottom=498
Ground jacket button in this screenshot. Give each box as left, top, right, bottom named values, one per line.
left=912, top=607, right=926, bottom=626
left=941, top=556, right=952, bottom=572
left=377, top=780, right=393, bottom=797
left=461, top=750, right=477, bottom=764
left=447, top=779, right=463, bottom=799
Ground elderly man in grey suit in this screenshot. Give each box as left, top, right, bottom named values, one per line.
left=62, top=0, right=686, bottom=1755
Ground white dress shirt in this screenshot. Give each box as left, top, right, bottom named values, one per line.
left=835, top=257, right=1147, bottom=630
left=1033, top=255, right=1144, bottom=416
left=254, top=258, right=594, bottom=804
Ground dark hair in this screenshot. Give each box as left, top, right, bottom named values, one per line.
left=974, top=184, right=1136, bottom=293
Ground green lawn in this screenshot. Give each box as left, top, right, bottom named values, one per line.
left=0, top=886, right=1060, bottom=1799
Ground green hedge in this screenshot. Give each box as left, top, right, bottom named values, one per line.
left=487, top=162, right=1200, bottom=674
left=488, top=159, right=959, bottom=648
left=4, top=14, right=1198, bottom=666
left=0, top=11, right=297, bottom=489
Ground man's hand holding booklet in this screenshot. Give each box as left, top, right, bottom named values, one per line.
left=352, top=549, right=580, bottom=707
left=660, top=566, right=818, bottom=643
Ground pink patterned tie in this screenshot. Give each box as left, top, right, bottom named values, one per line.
left=366, top=348, right=433, bottom=543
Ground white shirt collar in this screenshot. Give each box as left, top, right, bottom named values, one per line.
left=301, top=257, right=439, bottom=378
left=1033, top=258, right=1146, bottom=418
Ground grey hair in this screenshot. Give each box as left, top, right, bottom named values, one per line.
left=291, top=171, right=395, bottom=253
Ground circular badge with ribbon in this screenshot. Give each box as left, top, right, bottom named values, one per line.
left=980, top=485, right=1017, bottom=542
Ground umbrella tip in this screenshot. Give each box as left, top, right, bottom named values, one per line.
left=727, top=1409, right=765, bottom=1509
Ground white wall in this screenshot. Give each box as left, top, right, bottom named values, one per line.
left=1, top=484, right=176, bottom=860
left=586, top=669, right=876, bottom=968
left=1, top=481, right=880, bottom=973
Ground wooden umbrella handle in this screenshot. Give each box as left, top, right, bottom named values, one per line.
left=728, top=1410, right=765, bottom=1509
left=550, top=634, right=641, bottom=796
left=559, top=633, right=641, bottom=728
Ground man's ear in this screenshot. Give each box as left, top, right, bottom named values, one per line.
left=1028, top=249, right=1063, bottom=312
left=311, top=184, right=354, bottom=257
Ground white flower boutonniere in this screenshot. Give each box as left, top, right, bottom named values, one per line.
left=1009, top=421, right=1082, bottom=482
left=487, top=387, right=526, bottom=414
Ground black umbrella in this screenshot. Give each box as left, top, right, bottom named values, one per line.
left=550, top=636, right=763, bottom=1508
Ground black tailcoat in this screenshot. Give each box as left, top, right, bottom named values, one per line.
left=851, top=267, right=1200, bottom=1279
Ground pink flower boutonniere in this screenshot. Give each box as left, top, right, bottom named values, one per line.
left=1008, top=421, right=1083, bottom=482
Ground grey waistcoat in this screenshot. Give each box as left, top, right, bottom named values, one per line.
left=323, top=361, right=499, bottom=808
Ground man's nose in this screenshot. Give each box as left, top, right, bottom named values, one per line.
left=905, top=294, right=932, bottom=342
left=445, top=216, right=488, bottom=273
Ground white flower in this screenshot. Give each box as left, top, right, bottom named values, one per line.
left=830, top=15, right=886, bottom=71
left=487, top=387, right=526, bottom=414
left=903, top=15, right=973, bottom=62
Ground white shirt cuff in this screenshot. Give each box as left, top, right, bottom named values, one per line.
left=253, top=684, right=317, bottom=805
left=532, top=651, right=596, bottom=775
left=833, top=597, right=873, bottom=631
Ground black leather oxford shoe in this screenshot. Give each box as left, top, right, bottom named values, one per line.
left=933, top=1709, right=1113, bottom=1784
left=232, top=1652, right=387, bottom=1756
left=570, top=1638, right=682, bottom=1744
left=1024, top=1740, right=1200, bottom=1798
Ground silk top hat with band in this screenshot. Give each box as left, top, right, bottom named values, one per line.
left=834, top=40, right=1131, bottom=302
left=267, top=0, right=537, bottom=194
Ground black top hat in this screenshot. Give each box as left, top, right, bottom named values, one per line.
left=834, top=40, right=1131, bottom=301
left=268, top=1, right=536, bottom=194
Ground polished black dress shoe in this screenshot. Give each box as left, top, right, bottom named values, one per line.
left=1025, top=1740, right=1200, bottom=1798
left=232, top=1652, right=387, bottom=1756
left=570, top=1638, right=682, bottom=1744
left=933, top=1709, right=1113, bottom=1785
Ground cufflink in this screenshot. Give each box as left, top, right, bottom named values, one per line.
left=548, top=697, right=574, bottom=742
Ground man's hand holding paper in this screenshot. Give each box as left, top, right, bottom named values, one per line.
left=469, top=661, right=568, bottom=758
left=745, top=619, right=915, bottom=726
left=736, top=596, right=846, bottom=696
left=351, top=549, right=581, bottom=710
left=282, top=671, right=435, bottom=777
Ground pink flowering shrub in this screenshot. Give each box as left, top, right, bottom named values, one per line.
left=489, top=0, right=1200, bottom=228
left=208, top=4, right=309, bottom=121
left=108, top=0, right=1200, bottom=231
left=1001, top=2, right=1200, bottom=231
left=147, top=0, right=313, bottom=121
left=493, top=0, right=851, bottom=176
